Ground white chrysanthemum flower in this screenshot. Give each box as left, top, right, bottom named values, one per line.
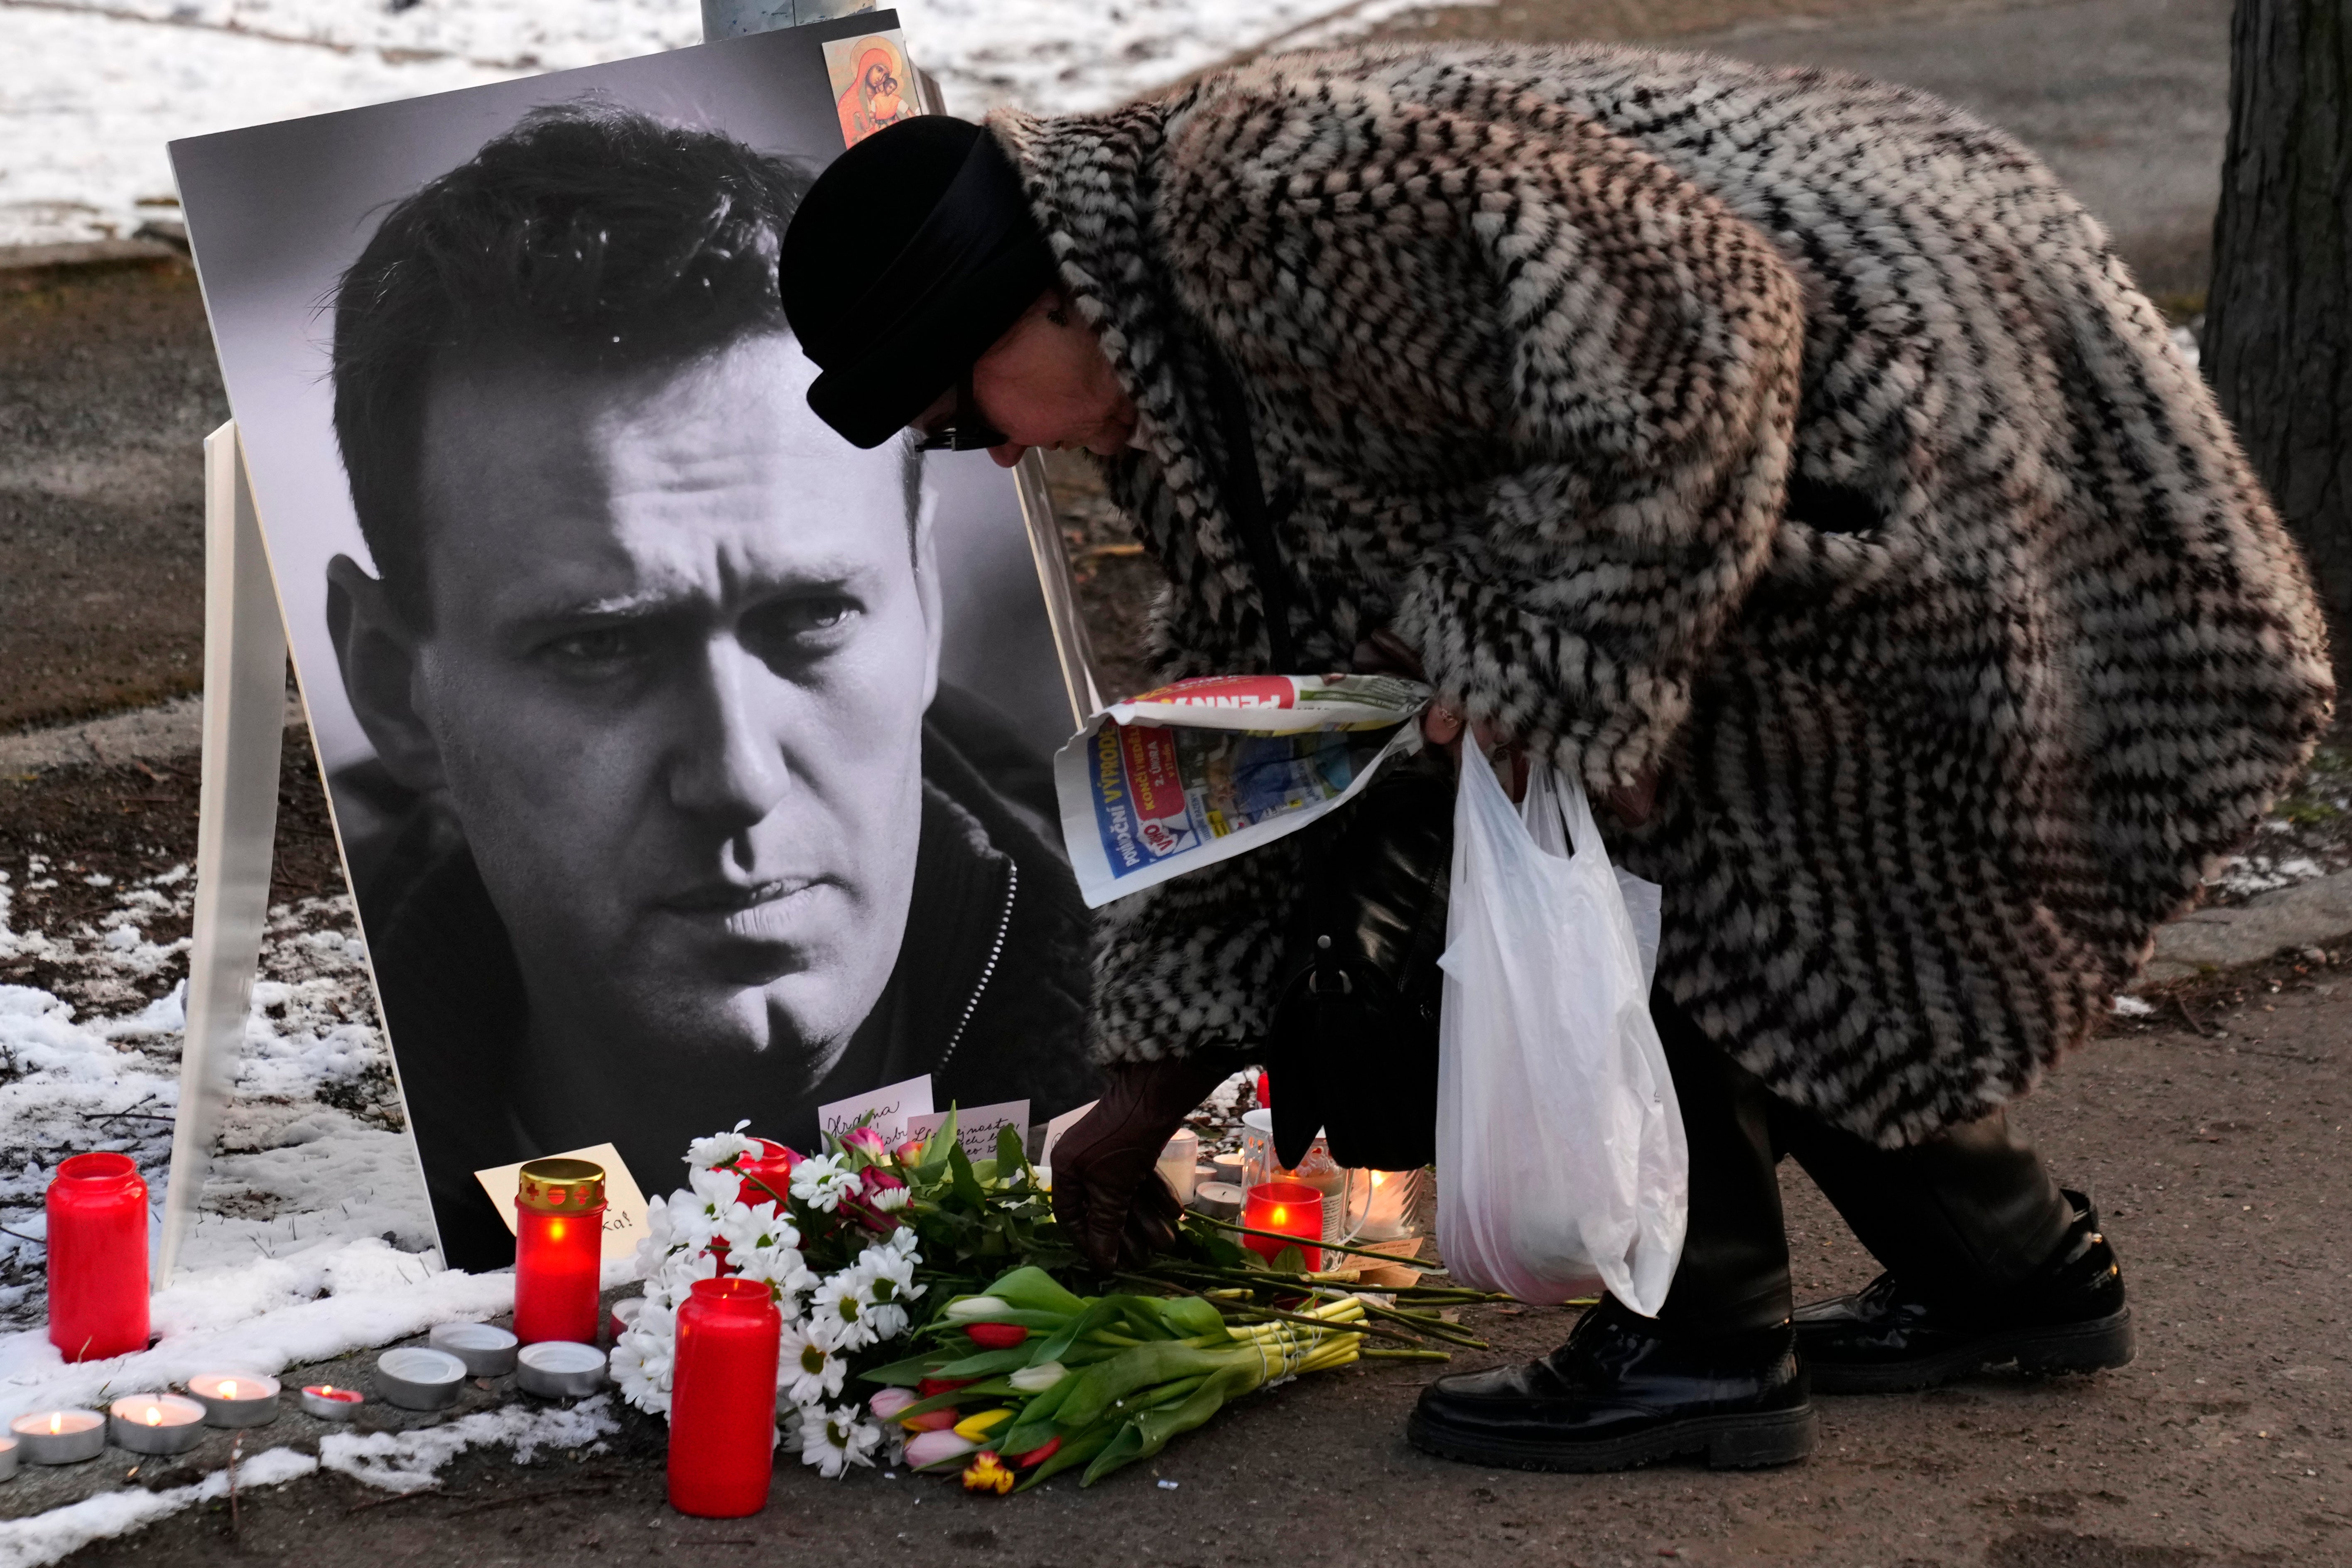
left=790, top=1154, right=856, bottom=1213
left=734, top=1246, right=815, bottom=1312
left=855, top=1247, right=924, bottom=1341
left=610, top=1316, right=676, bottom=1416
left=799, top=1403, right=882, bottom=1479
left=643, top=1192, right=679, bottom=1251
left=778, top=1318, right=848, bottom=1405
left=813, top=1266, right=879, bottom=1351
left=685, top=1123, right=761, bottom=1171
left=716, top=1200, right=797, bottom=1256
left=885, top=1225, right=922, bottom=1262
left=645, top=1245, right=721, bottom=1312
left=688, top=1164, right=745, bottom=1211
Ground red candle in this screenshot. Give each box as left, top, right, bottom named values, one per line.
left=733, top=1139, right=800, bottom=1208
left=667, top=1277, right=782, bottom=1518
left=46, top=1153, right=149, bottom=1362
left=1240, top=1180, right=1324, bottom=1271
left=513, top=1158, right=605, bottom=1346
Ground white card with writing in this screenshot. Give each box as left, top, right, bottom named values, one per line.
left=1036, top=1099, right=1099, bottom=1168
left=817, top=1074, right=934, bottom=1143
left=471, top=1141, right=650, bottom=1262
left=906, top=1099, right=1031, bottom=1163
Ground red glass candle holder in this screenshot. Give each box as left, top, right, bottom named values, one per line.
left=733, top=1139, right=800, bottom=1209
left=513, top=1158, right=605, bottom=1346
left=46, top=1153, right=149, bottom=1362
left=668, top=1277, right=782, bottom=1519
left=1240, top=1180, right=1324, bottom=1271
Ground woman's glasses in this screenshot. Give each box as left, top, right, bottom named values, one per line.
left=913, top=373, right=1008, bottom=452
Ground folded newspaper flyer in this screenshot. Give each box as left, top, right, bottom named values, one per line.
left=1055, top=674, right=1432, bottom=908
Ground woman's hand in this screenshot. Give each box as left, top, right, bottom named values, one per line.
left=1353, top=631, right=1656, bottom=824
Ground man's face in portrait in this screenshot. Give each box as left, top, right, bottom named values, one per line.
left=338, top=334, right=940, bottom=1085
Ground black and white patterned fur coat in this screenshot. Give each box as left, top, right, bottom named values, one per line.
left=989, top=44, right=2335, bottom=1146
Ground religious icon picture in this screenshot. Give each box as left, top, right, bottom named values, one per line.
left=823, top=29, right=922, bottom=147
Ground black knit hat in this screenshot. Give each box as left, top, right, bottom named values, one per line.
left=780, top=116, right=1058, bottom=449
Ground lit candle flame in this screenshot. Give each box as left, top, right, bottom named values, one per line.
left=145, top=1406, right=162, bottom=1426
left=546, top=1220, right=566, bottom=1242
left=48, top=1413, right=61, bottom=1435
left=1370, top=1171, right=1387, bottom=1187
left=1270, top=1205, right=1290, bottom=1224
left=220, top=1379, right=237, bottom=1399
left=320, top=1385, right=334, bottom=1396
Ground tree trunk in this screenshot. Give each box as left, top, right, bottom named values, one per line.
left=2205, top=0, right=2352, bottom=694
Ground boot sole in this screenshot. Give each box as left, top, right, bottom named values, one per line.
left=1805, top=1307, right=2135, bottom=1396
left=1405, top=1404, right=1817, bottom=1473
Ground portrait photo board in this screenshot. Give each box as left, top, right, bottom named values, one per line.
left=169, top=16, right=1104, bottom=1269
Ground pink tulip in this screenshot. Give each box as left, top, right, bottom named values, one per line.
left=842, top=1166, right=911, bottom=1232
left=869, top=1387, right=917, bottom=1421
left=893, top=1137, right=929, bottom=1166
left=905, top=1429, right=979, bottom=1469
left=842, top=1126, right=889, bottom=1159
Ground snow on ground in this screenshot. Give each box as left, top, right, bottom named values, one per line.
left=318, top=1395, right=619, bottom=1492
left=0, top=856, right=434, bottom=1332
left=0, top=1446, right=317, bottom=1568
left=1, top=0, right=1442, bottom=249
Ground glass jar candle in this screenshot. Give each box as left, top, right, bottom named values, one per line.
left=1239, top=1180, right=1325, bottom=1270
left=513, top=1158, right=605, bottom=1345
left=45, top=1152, right=149, bottom=1362
left=733, top=1139, right=800, bottom=1209
left=668, top=1277, right=782, bottom=1519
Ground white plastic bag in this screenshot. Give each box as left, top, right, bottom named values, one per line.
left=1435, top=748, right=1687, bottom=1312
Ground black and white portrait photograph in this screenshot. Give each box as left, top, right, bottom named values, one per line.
left=167, top=17, right=1101, bottom=1269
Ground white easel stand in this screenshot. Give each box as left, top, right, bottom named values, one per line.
left=156, top=421, right=287, bottom=1283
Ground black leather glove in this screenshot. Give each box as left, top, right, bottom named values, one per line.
left=1050, top=1055, right=1233, bottom=1272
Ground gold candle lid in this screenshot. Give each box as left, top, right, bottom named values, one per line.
left=517, top=1158, right=606, bottom=1213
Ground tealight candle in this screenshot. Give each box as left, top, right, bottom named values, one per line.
left=0, top=1434, right=17, bottom=1481
left=609, top=1297, right=645, bottom=1343
left=514, top=1158, right=605, bottom=1346
left=430, top=1322, right=519, bottom=1377
left=515, top=1341, right=605, bottom=1400
left=298, top=1385, right=364, bottom=1420
left=1191, top=1180, right=1244, bottom=1220
left=1240, top=1180, right=1324, bottom=1270
left=373, top=1346, right=467, bottom=1411
left=108, top=1394, right=206, bottom=1456
left=1157, top=1128, right=1200, bottom=1205
left=186, top=1372, right=281, bottom=1428
left=10, top=1410, right=105, bottom=1465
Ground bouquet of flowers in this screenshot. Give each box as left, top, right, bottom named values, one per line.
left=609, top=1120, right=937, bottom=1477
left=864, top=1265, right=1370, bottom=1491
left=611, top=1111, right=1500, bottom=1485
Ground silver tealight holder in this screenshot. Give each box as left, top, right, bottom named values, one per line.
left=429, top=1322, right=519, bottom=1377
left=186, top=1372, right=281, bottom=1428
left=516, top=1341, right=604, bottom=1399
left=108, top=1394, right=207, bottom=1456
left=373, top=1347, right=468, bottom=1411
left=9, top=1410, right=105, bottom=1464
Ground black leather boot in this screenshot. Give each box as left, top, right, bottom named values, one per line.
left=1793, top=1190, right=2133, bottom=1394
left=1407, top=1298, right=1817, bottom=1471
left=1407, top=999, right=1816, bottom=1472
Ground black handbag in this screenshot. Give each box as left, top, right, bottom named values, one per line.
left=1198, top=347, right=1450, bottom=1175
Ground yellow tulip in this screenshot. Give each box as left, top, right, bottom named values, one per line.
left=952, top=1407, right=1012, bottom=1442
